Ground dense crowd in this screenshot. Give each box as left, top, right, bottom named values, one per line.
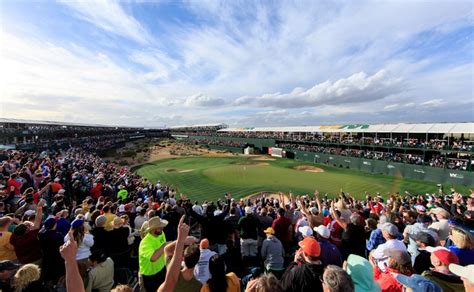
left=0, top=145, right=474, bottom=292
left=182, top=131, right=473, bottom=151
left=278, top=143, right=470, bottom=170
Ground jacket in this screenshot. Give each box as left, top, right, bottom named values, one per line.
left=346, top=254, right=381, bottom=292
left=261, top=235, right=285, bottom=270
left=421, top=270, right=464, bottom=292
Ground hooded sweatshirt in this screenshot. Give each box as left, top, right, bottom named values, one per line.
left=346, top=254, right=381, bottom=292
left=261, top=235, right=285, bottom=270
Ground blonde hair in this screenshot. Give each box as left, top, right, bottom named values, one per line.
left=255, top=273, right=283, bottom=292
left=14, top=264, right=41, bottom=292
left=451, top=228, right=474, bottom=249
left=336, top=200, right=347, bottom=210
left=111, top=284, right=133, bottom=292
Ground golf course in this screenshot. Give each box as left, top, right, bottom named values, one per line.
left=135, top=155, right=471, bottom=202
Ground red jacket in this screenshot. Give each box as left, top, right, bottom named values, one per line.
left=374, top=267, right=410, bottom=292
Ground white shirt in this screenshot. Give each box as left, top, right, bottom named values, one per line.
left=372, top=239, right=407, bottom=272
left=192, top=204, right=203, bottom=216
left=65, top=233, right=94, bottom=260
left=194, top=248, right=216, bottom=284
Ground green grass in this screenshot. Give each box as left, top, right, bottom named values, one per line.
left=135, top=156, right=470, bottom=202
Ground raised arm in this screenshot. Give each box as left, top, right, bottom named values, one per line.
left=158, top=215, right=190, bottom=292
left=331, top=200, right=347, bottom=229
left=60, top=231, right=85, bottom=292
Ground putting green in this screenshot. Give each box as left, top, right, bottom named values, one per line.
left=135, top=156, right=469, bottom=202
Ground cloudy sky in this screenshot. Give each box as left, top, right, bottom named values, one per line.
left=0, top=1, right=472, bottom=127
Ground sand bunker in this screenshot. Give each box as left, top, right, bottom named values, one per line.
left=253, top=156, right=276, bottom=161
left=291, top=165, right=324, bottom=173
left=236, top=162, right=269, bottom=166
left=166, top=168, right=194, bottom=173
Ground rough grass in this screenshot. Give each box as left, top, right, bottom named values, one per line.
left=135, top=156, right=470, bottom=202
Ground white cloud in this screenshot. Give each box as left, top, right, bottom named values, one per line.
left=60, top=0, right=153, bottom=44
left=184, top=94, right=225, bottom=107
left=420, top=99, right=444, bottom=108
left=233, top=70, right=403, bottom=108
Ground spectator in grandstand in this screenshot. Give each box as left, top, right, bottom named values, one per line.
left=448, top=263, right=474, bottom=292
left=345, top=254, right=381, bottom=292
left=272, top=207, right=292, bottom=252
left=261, top=227, right=285, bottom=272
left=281, top=237, right=324, bottom=292
left=321, top=265, right=354, bottom=292
left=163, top=240, right=202, bottom=292
left=108, top=216, right=131, bottom=268
left=314, top=225, right=343, bottom=267
left=403, top=214, right=437, bottom=263
left=413, top=232, right=436, bottom=274
left=370, top=248, right=414, bottom=292
left=421, top=247, right=464, bottom=292
left=447, top=226, right=474, bottom=266
left=194, top=239, right=216, bottom=284
left=331, top=203, right=366, bottom=259
left=64, top=219, right=94, bottom=263
left=239, top=206, right=259, bottom=261
left=370, top=223, right=407, bottom=272
left=428, top=207, right=451, bottom=243
left=366, top=218, right=385, bottom=252
left=201, top=254, right=240, bottom=292
left=90, top=215, right=110, bottom=254
left=85, top=250, right=114, bottom=292
left=13, top=263, right=46, bottom=292
left=138, top=216, right=168, bottom=292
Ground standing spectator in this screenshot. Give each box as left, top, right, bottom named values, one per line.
left=429, top=208, right=450, bottom=243
left=201, top=254, right=240, bottom=292
left=109, top=217, right=130, bottom=268
left=164, top=242, right=202, bottom=292
left=314, top=225, right=342, bottom=267
left=0, top=216, right=16, bottom=261
left=85, top=250, right=114, bottom=292
left=261, top=227, right=285, bottom=272
left=448, top=263, right=474, bottom=292
left=447, top=226, right=474, bottom=266
left=281, top=237, right=324, bottom=292
left=10, top=201, right=44, bottom=265
left=321, top=265, right=354, bottom=292
left=371, top=248, right=414, bottom=292
left=413, top=232, right=436, bottom=274
left=366, top=218, right=385, bottom=252
left=345, top=254, right=381, bottom=292
left=370, top=223, right=407, bottom=272
left=64, top=219, right=94, bottom=263
left=38, top=217, right=65, bottom=288
left=272, top=208, right=292, bottom=253
left=238, top=206, right=259, bottom=259
left=138, top=216, right=168, bottom=292
left=403, top=214, right=436, bottom=263
left=194, top=239, right=216, bottom=284
left=421, top=247, right=464, bottom=292
left=332, top=204, right=366, bottom=259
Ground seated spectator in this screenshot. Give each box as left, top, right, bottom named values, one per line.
left=85, top=250, right=114, bottom=292
left=261, top=227, right=285, bottom=272
left=421, top=247, right=464, bottom=292
left=201, top=254, right=240, bottom=292
left=314, top=225, right=342, bottom=267
left=448, top=263, right=474, bottom=292
left=447, top=226, right=474, bottom=266
left=281, top=237, right=324, bottom=292
left=394, top=274, right=442, bottom=292
left=321, top=265, right=354, bottom=292
left=345, top=254, right=381, bottom=292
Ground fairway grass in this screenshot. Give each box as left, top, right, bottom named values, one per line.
left=135, top=156, right=470, bottom=202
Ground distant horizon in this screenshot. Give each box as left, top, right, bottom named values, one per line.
left=1, top=1, right=473, bottom=127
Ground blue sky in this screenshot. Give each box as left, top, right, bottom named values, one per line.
left=0, top=0, right=473, bottom=127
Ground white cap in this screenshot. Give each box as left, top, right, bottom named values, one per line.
left=298, top=226, right=314, bottom=237
left=24, top=210, right=36, bottom=216
left=314, top=225, right=331, bottom=239
left=58, top=189, right=66, bottom=194
left=136, top=206, right=143, bottom=213
left=54, top=178, right=60, bottom=182
left=449, top=264, right=474, bottom=284
left=244, top=206, right=253, bottom=215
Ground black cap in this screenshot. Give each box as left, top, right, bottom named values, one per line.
left=0, top=260, right=20, bottom=271
left=414, top=232, right=435, bottom=246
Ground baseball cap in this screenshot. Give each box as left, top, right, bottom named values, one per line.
left=24, top=210, right=36, bottom=217
left=449, top=264, right=474, bottom=284
left=298, top=226, right=314, bottom=237
left=309, top=207, right=318, bottom=215
left=381, top=223, right=399, bottom=237
left=244, top=206, right=253, bottom=215
left=314, top=225, right=330, bottom=239
left=426, top=246, right=459, bottom=265
left=71, top=219, right=85, bottom=229
left=395, top=274, right=442, bottom=292
left=414, top=232, right=435, bottom=246
left=298, top=237, right=321, bottom=257
left=415, top=205, right=426, bottom=212
left=200, top=238, right=209, bottom=249
left=263, top=227, right=275, bottom=235
left=383, top=248, right=411, bottom=265
left=431, top=207, right=450, bottom=218
left=0, top=260, right=20, bottom=271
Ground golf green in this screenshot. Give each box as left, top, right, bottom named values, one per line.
left=135, top=156, right=470, bottom=202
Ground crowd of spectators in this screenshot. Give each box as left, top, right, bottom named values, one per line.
left=181, top=131, right=474, bottom=151
left=0, top=144, right=474, bottom=292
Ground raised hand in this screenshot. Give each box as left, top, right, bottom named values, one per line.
left=60, top=230, right=78, bottom=262
left=177, top=215, right=190, bottom=242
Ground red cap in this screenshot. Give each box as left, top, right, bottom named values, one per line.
left=298, top=237, right=321, bottom=257
left=426, top=246, right=459, bottom=265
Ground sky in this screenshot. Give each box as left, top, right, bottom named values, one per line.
left=0, top=0, right=473, bottom=127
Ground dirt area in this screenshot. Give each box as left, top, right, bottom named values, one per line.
left=148, top=143, right=235, bottom=162
left=291, top=165, right=325, bottom=173
left=236, top=162, right=269, bottom=166
left=166, top=168, right=194, bottom=173
left=252, top=156, right=276, bottom=161
left=243, top=191, right=289, bottom=201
